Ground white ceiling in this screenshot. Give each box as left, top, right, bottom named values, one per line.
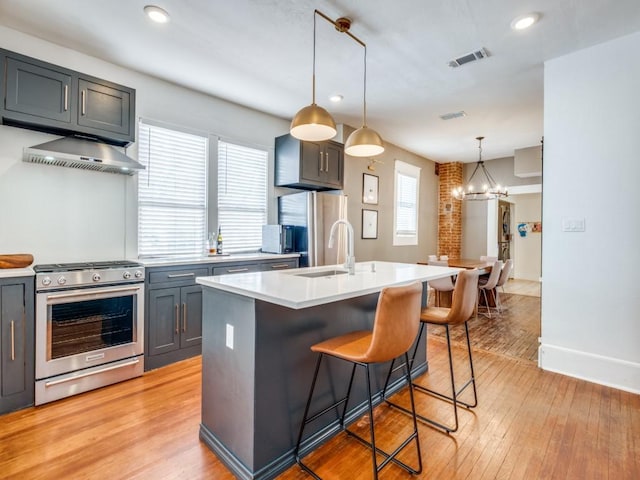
left=1, top=0, right=640, bottom=162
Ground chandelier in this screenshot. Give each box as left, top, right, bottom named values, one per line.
left=452, top=136, right=508, bottom=201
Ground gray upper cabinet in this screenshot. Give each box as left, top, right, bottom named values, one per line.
left=4, top=56, right=73, bottom=126
left=275, top=133, right=344, bottom=190
left=77, top=77, right=132, bottom=139
left=1, top=49, right=135, bottom=146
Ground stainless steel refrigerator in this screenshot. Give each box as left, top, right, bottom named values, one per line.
left=278, top=191, right=348, bottom=267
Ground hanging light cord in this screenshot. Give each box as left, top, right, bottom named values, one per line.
left=311, top=11, right=317, bottom=105
left=313, top=9, right=367, bottom=120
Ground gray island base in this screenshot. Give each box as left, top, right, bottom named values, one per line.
left=196, top=262, right=461, bottom=480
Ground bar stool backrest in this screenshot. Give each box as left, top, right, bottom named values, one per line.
left=446, top=270, right=481, bottom=326
left=366, top=281, right=423, bottom=364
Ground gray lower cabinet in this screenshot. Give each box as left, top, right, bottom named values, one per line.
left=145, top=266, right=207, bottom=371
left=0, top=277, right=35, bottom=415
left=145, top=257, right=298, bottom=370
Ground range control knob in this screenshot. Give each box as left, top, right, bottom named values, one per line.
left=57, top=276, right=67, bottom=285
left=123, top=271, right=131, bottom=279
left=92, top=273, right=101, bottom=282
left=42, top=277, right=52, bottom=286
left=134, top=270, right=143, bottom=278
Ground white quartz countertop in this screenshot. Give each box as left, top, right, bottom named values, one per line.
left=196, top=261, right=461, bottom=309
left=0, top=267, right=35, bottom=278
left=139, top=252, right=299, bottom=267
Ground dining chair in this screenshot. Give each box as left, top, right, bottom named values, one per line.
left=428, top=259, right=454, bottom=307
left=428, top=254, right=438, bottom=262
left=440, top=255, right=449, bottom=261
left=494, top=258, right=513, bottom=314
left=382, top=269, right=481, bottom=433
left=478, top=260, right=503, bottom=318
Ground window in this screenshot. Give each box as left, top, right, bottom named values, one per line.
left=393, top=160, right=421, bottom=246
left=217, top=141, right=268, bottom=253
left=138, top=121, right=208, bottom=257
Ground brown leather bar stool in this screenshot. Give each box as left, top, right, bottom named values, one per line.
left=382, top=269, right=480, bottom=433
left=294, top=281, right=424, bottom=480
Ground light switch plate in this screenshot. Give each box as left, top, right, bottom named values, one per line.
left=226, top=324, right=234, bottom=349
left=561, top=217, right=586, bottom=232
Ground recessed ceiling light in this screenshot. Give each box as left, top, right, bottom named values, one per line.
left=329, top=94, right=343, bottom=103
left=144, top=5, right=170, bottom=24
left=511, top=12, right=540, bottom=30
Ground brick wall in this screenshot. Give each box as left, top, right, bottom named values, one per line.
left=437, top=163, right=462, bottom=258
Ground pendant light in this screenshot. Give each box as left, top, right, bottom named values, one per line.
left=290, top=11, right=337, bottom=141
left=344, top=39, right=385, bottom=157
left=452, top=137, right=508, bottom=201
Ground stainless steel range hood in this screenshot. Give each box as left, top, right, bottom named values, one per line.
left=23, top=136, right=144, bottom=176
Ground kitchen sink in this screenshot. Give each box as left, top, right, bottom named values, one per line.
left=294, top=269, right=349, bottom=278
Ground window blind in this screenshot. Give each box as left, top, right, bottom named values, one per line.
left=138, top=122, right=208, bottom=257
left=393, top=160, right=421, bottom=246
left=217, top=141, right=268, bottom=253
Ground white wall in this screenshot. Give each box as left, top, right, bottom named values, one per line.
left=0, top=26, right=438, bottom=265
left=512, top=193, right=542, bottom=281
left=0, top=26, right=289, bottom=263
left=542, top=31, right=640, bottom=393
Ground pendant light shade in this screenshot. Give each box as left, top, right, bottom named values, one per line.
left=345, top=126, right=384, bottom=156
left=291, top=10, right=383, bottom=153
left=290, top=103, right=337, bottom=141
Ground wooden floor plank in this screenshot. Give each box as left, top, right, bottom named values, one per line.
left=1, top=292, right=638, bottom=480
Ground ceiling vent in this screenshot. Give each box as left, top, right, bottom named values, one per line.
left=448, top=47, right=489, bottom=68
left=439, top=111, right=467, bottom=120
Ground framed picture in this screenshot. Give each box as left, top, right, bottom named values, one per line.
left=362, top=173, right=379, bottom=205
left=362, top=209, right=378, bottom=239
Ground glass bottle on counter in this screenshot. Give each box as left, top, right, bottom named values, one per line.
left=208, top=232, right=216, bottom=254
left=216, top=226, right=223, bottom=254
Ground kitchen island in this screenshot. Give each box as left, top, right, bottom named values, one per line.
left=196, top=261, right=460, bottom=480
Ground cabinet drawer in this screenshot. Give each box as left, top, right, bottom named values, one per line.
left=149, top=268, right=208, bottom=284
left=261, top=260, right=298, bottom=271
left=213, top=263, right=261, bottom=276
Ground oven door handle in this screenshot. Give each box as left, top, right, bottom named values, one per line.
left=44, top=358, right=140, bottom=387
left=45, top=286, right=142, bottom=301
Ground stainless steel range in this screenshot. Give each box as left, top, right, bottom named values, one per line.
left=34, top=260, right=145, bottom=405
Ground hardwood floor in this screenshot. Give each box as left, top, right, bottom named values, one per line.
left=502, top=279, right=541, bottom=297
left=2, top=344, right=638, bottom=479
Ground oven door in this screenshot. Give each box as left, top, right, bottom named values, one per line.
left=35, top=283, right=144, bottom=380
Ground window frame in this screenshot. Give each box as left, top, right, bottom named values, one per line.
left=393, top=159, right=421, bottom=246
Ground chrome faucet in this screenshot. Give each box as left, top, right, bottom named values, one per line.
left=328, top=219, right=355, bottom=275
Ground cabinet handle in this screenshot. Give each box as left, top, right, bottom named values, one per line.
left=167, top=273, right=195, bottom=278
left=10, top=320, right=15, bottom=361
left=175, top=304, right=179, bottom=334
left=81, top=90, right=86, bottom=115
left=325, top=152, right=329, bottom=173
left=270, top=264, right=290, bottom=269
left=227, top=268, right=249, bottom=273
left=182, top=303, right=187, bottom=332
left=63, top=85, right=68, bottom=111
left=319, top=151, right=324, bottom=172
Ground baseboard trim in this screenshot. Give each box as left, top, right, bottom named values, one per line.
left=538, top=342, right=640, bottom=394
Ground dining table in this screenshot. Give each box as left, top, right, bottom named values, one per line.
left=418, top=258, right=496, bottom=307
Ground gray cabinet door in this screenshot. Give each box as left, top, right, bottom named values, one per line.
left=1, top=283, right=26, bottom=397
left=323, top=141, right=343, bottom=187
left=77, top=78, right=132, bottom=138
left=180, top=285, right=202, bottom=349
left=148, top=287, right=180, bottom=356
left=1, top=278, right=34, bottom=414
left=300, top=140, right=323, bottom=183
left=5, top=56, right=72, bottom=124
